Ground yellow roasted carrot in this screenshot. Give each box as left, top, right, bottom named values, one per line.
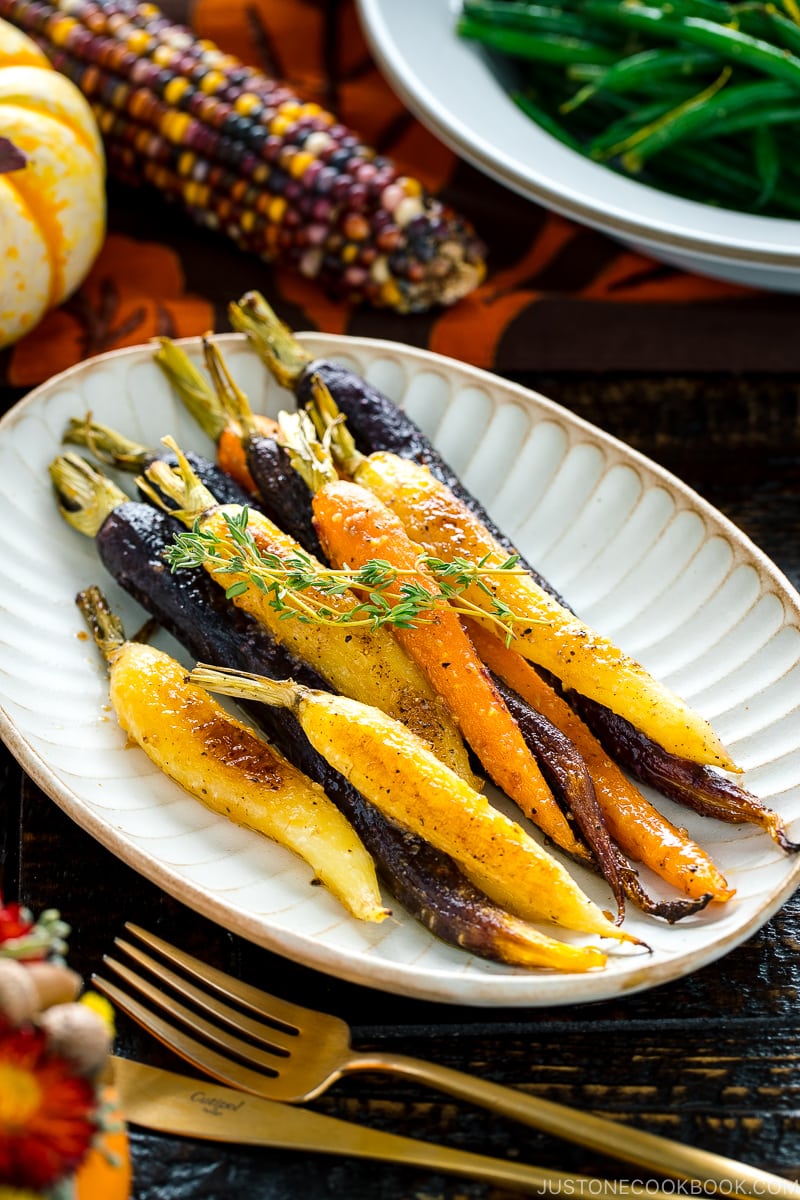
left=141, top=444, right=478, bottom=787
left=77, top=586, right=388, bottom=923
left=465, top=620, right=734, bottom=904
left=307, top=387, right=736, bottom=773
left=305, top=470, right=584, bottom=857
left=190, top=664, right=635, bottom=949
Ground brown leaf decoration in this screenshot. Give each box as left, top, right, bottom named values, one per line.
left=7, top=233, right=214, bottom=387
left=64, top=277, right=148, bottom=359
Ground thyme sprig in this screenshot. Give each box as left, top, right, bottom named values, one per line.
left=167, top=507, right=527, bottom=639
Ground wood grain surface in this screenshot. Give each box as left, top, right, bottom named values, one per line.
left=1, top=372, right=798, bottom=1199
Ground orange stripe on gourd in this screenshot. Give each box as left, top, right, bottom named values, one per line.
left=0, top=21, right=105, bottom=346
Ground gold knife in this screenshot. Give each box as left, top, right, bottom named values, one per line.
left=113, top=1054, right=672, bottom=1196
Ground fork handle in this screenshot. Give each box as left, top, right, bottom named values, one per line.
left=350, top=1050, right=799, bottom=1199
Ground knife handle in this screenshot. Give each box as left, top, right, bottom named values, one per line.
left=114, top=1055, right=667, bottom=1196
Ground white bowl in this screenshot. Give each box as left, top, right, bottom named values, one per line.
left=356, top=0, right=800, bottom=291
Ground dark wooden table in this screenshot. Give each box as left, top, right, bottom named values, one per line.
left=2, top=368, right=799, bottom=1199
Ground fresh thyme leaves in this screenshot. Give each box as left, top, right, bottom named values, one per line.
left=166, top=508, right=528, bottom=640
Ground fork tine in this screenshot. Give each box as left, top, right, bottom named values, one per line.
left=102, top=955, right=291, bottom=1071
left=92, top=974, right=286, bottom=1097
left=124, top=924, right=318, bottom=1032
left=111, top=940, right=300, bottom=1055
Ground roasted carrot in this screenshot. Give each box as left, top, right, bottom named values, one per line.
left=153, top=336, right=277, bottom=494
left=61, top=416, right=258, bottom=511
left=310, top=474, right=585, bottom=859
left=157, top=335, right=326, bottom=559
left=236, top=295, right=793, bottom=850
left=77, top=586, right=388, bottom=924
left=465, top=620, right=734, bottom=904
left=202, top=335, right=327, bottom=559
left=281, top=412, right=656, bottom=918
left=277, top=413, right=618, bottom=878
left=565, top=690, right=799, bottom=854
left=307, top=383, right=736, bottom=774
left=52, top=456, right=605, bottom=970
left=190, top=664, right=630, bottom=956
left=141, top=442, right=478, bottom=787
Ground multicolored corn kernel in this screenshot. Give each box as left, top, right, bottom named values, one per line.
left=0, top=0, right=486, bottom=311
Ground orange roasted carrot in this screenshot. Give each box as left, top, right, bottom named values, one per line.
left=306, top=384, right=737, bottom=774
left=465, top=619, right=734, bottom=904
left=215, top=420, right=278, bottom=493
left=201, top=334, right=280, bottom=492
left=309, top=473, right=587, bottom=859
left=153, top=335, right=277, bottom=494
left=142, top=442, right=478, bottom=785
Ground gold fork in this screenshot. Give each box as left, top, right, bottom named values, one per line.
left=94, top=924, right=800, bottom=1200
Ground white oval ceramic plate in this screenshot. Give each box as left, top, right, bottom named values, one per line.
left=356, top=0, right=800, bottom=291
left=1, top=335, right=798, bottom=1006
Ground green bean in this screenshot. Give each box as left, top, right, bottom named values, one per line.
left=461, top=0, right=618, bottom=40
left=512, top=90, right=587, bottom=149
left=455, top=0, right=800, bottom=216
left=561, top=46, right=721, bottom=110
left=566, top=62, right=615, bottom=82
left=582, top=1, right=800, bottom=89
left=752, top=124, right=781, bottom=207
left=585, top=96, right=694, bottom=154
left=661, top=142, right=800, bottom=213
left=565, top=46, right=721, bottom=90
left=762, top=9, right=800, bottom=57
left=640, top=154, right=757, bottom=205
left=691, top=99, right=800, bottom=136
left=593, top=77, right=798, bottom=163
left=588, top=76, right=725, bottom=155
left=457, top=17, right=620, bottom=64
left=621, top=0, right=735, bottom=20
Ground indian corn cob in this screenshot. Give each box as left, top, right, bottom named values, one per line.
left=0, top=0, right=486, bottom=311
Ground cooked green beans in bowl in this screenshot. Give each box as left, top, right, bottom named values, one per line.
left=457, top=0, right=800, bottom=217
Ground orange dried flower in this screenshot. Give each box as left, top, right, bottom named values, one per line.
left=0, top=1022, right=96, bottom=1190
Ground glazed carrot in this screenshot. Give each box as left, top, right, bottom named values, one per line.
left=141, top=442, right=477, bottom=787
left=308, top=384, right=736, bottom=773
left=311, top=474, right=584, bottom=858
left=190, top=664, right=629, bottom=954
left=77, top=586, right=388, bottom=924
left=153, top=336, right=277, bottom=494
left=217, top=425, right=262, bottom=492
left=51, top=456, right=615, bottom=970
left=465, top=620, right=734, bottom=904
left=286, top=419, right=717, bottom=921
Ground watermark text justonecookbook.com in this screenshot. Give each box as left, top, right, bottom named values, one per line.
left=538, top=1181, right=796, bottom=1195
